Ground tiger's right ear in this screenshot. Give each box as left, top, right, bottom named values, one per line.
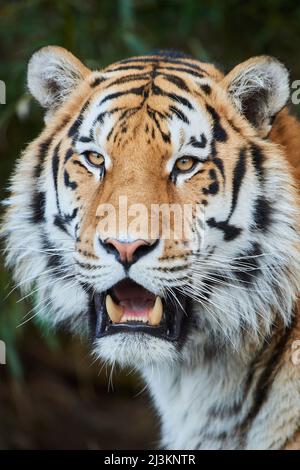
left=27, top=46, right=90, bottom=116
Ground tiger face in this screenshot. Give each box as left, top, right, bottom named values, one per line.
left=3, top=47, right=299, bottom=368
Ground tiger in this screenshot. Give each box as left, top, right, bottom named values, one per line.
left=2, top=46, right=300, bottom=450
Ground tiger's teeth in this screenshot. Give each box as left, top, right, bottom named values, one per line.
left=105, top=295, right=123, bottom=323
left=149, top=296, right=163, bottom=325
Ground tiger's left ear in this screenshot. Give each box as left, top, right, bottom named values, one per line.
left=222, top=56, right=289, bottom=136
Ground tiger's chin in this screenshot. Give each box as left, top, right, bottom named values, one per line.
left=90, top=278, right=189, bottom=367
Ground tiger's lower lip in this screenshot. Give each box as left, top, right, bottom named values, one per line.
left=89, top=279, right=188, bottom=341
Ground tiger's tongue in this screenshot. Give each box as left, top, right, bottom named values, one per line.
left=106, top=280, right=163, bottom=325
left=113, top=279, right=156, bottom=316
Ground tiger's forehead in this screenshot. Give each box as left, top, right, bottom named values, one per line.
left=102, top=55, right=223, bottom=81
left=75, top=55, right=221, bottom=160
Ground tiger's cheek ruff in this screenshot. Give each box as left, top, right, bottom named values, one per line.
left=2, top=111, right=94, bottom=334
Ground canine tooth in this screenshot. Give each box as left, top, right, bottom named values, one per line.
left=106, top=295, right=123, bottom=323
left=149, top=296, right=163, bottom=325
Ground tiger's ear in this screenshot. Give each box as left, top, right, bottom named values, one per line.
left=27, top=46, right=90, bottom=118
left=222, top=56, right=289, bottom=136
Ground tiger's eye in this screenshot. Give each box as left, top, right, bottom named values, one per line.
left=175, top=156, right=196, bottom=172
left=85, top=152, right=104, bottom=167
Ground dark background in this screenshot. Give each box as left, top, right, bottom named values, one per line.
left=0, top=0, right=300, bottom=450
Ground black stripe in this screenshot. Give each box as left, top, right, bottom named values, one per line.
left=233, top=242, right=262, bottom=284
left=209, top=169, right=216, bottom=180
left=206, top=104, right=228, bottom=142
left=106, top=65, right=146, bottom=72
left=68, top=116, right=83, bottom=138
left=189, top=133, right=207, bottom=148
left=90, top=76, right=106, bottom=88
left=30, top=191, right=46, bottom=224
left=95, top=111, right=109, bottom=125
left=252, top=197, right=273, bottom=232
left=64, top=169, right=77, bottom=190
left=200, top=84, right=211, bottom=95
left=99, top=86, right=145, bottom=105
left=52, top=143, right=61, bottom=213
left=105, top=73, right=149, bottom=87
left=34, top=137, right=53, bottom=178
left=72, top=159, right=93, bottom=175
left=94, top=106, right=128, bottom=126
left=54, top=214, right=70, bottom=234
left=250, top=143, right=265, bottom=182
left=207, top=399, right=244, bottom=420
left=229, top=147, right=247, bottom=219
left=41, top=235, right=64, bottom=271
left=65, top=207, right=78, bottom=221
left=68, top=100, right=90, bottom=138
left=213, top=157, right=225, bottom=180
left=76, top=260, right=99, bottom=271
left=147, top=105, right=171, bottom=143
left=32, top=135, right=56, bottom=224
left=78, top=136, right=92, bottom=143
left=34, top=116, right=70, bottom=177
left=169, top=105, right=189, bottom=123
left=152, top=264, right=189, bottom=273
left=54, top=208, right=78, bottom=234
left=190, top=168, right=205, bottom=179
left=239, top=320, right=295, bottom=444
left=203, top=181, right=219, bottom=195
left=207, top=218, right=242, bottom=241
left=152, top=84, right=194, bottom=109
left=159, top=65, right=204, bottom=79
left=161, top=73, right=190, bottom=91
left=64, top=148, right=74, bottom=163
left=227, top=118, right=242, bottom=134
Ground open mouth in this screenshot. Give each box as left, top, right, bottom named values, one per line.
left=90, top=279, right=187, bottom=341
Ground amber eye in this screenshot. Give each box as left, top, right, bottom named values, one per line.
left=83, top=151, right=105, bottom=168
left=174, top=156, right=197, bottom=172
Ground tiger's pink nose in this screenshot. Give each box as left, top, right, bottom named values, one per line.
left=104, top=238, right=151, bottom=265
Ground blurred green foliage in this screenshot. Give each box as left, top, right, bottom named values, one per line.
left=1, top=0, right=300, bottom=375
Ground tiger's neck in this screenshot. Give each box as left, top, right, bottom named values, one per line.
left=142, top=312, right=300, bottom=450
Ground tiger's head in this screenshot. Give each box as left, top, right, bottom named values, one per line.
left=3, top=47, right=300, bottom=368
